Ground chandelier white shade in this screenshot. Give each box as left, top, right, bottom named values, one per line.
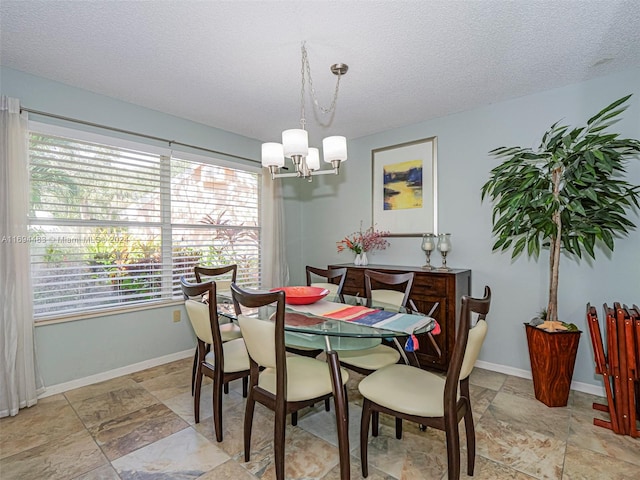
left=262, top=42, right=348, bottom=181
left=322, top=136, right=347, bottom=163
left=306, top=147, right=320, bottom=171
left=282, top=129, right=308, bottom=158
left=261, top=143, right=285, bottom=168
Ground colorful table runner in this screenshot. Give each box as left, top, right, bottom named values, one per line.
left=287, top=300, right=434, bottom=335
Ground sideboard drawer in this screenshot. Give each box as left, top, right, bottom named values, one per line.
left=412, top=274, right=447, bottom=295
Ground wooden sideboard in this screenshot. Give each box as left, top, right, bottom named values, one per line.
left=327, top=263, right=471, bottom=371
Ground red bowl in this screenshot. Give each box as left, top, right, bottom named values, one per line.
left=270, top=286, right=330, bottom=305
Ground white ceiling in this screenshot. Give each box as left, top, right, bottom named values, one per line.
left=2, top=1, right=640, bottom=146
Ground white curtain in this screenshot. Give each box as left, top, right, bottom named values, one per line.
left=261, top=174, right=289, bottom=288
left=0, top=96, right=43, bottom=417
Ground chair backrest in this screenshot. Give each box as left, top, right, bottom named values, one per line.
left=180, top=277, right=224, bottom=361
left=306, top=266, right=347, bottom=297
left=445, top=286, right=491, bottom=400
left=194, top=264, right=237, bottom=294
left=364, top=270, right=414, bottom=309
left=230, top=283, right=287, bottom=391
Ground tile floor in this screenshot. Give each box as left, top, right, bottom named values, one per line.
left=1, top=358, right=639, bottom=479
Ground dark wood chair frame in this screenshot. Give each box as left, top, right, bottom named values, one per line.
left=180, top=277, right=248, bottom=442
left=194, top=264, right=238, bottom=284
left=230, top=283, right=349, bottom=480
left=363, top=269, right=414, bottom=309
left=306, top=265, right=348, bottom=302
left=188, top=264, right=238, bottom=395
left=360, top=286, right=491, bottom=480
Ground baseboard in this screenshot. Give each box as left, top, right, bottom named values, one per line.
left=38, top=349, right=193, bottom=398
left=475, top=360, right=606, bottom=398
left=38, top=351, right=606, bottom=400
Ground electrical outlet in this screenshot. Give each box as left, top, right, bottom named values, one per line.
left=173, top=310, right=181, bottom=322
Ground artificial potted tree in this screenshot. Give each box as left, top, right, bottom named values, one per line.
left=481, top=95, right=640, bottom=407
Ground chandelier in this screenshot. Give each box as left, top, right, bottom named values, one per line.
left=261, top=42, right=348, bottom=181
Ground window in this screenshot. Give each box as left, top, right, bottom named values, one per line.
left=28, top=125, right=261, bottom=320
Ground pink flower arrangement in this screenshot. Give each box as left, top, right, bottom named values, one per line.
left=337, top=223, right=390, bottom=254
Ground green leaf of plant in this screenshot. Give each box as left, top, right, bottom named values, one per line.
left=484, top=93, right=639, bottom=306
left=587, top=95, right=631, bottom=125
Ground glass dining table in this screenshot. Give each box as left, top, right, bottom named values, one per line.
left=216, top=290, right=436, bottom=480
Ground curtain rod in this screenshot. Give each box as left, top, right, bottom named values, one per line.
left=20, top=107, right=260, bottom=165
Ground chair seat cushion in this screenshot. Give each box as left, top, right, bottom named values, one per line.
left=337, top=344, right=401, bottom=370
left=259, top=356, right=349, bottom=402
left=220, top=322, right=242, bottom=342
left=358, top=364, right=454, bottom=417
left=204, top=338, right=249, bottom=373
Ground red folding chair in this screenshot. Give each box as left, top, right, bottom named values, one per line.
left=615, top=303, right=631, bottom=435
left=625, top=305, right=639, bottom=437
left=604, top=304, right=624, bottom=433
left=586, top=304, right=619, bottom=433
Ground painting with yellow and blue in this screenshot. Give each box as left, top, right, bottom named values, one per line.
left=383, top=159, right=423, bottom=210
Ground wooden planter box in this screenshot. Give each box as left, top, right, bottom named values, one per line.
left=525, top=323, right=582, bottom=407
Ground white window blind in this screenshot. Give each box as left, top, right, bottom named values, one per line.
left=28, top=128, right=261, bottom=320
left=170, top=156, right=261, bottom=297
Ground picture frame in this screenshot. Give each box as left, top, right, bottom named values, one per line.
left=371, top=136, right=437, bottom=237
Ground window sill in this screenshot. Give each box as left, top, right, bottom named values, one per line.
left=34, top=299, right=185, bottom=327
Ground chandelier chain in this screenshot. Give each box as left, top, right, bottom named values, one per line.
left=300, top=43, right=342, bottom=123
left=300, top=45, right=307, bottom=130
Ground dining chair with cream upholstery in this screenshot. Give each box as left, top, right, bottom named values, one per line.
left=180, top=277, right=250, bottom=442
left=194, top=264, right=237, bottom=293
left=364, top=269, right=414, bottom=310
left=188, top=264, right=242, bottom=395
left=358, top=286, right=491, bottom=480
left=306, top=265, right=347, bottom=300
left=230, top=282, right=350, bottom=480
left=336, top=270, right=415, bottom=375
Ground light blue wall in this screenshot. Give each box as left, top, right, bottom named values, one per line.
left=1, top=66, right=263, bottom=386
left=3, top=66, right=639, bottom=388
left=292, top=67, right=640, bottom=387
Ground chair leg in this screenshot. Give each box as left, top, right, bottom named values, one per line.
left=445, top=416, right=461, bottom=480
left=324, top=397, right=330, bottom=411
left=243, top=392, right=255, bottom=462
left=191, top=346, right=198, bottom=396
left=242, top=376, right=248, bottom=398
left=460, top=379, right=475, bottom=475
left=213, top=374, right=224, bottom=442
left=291, top=411, right=298, bottom=426
left=275, top=404, right=287, bottom=480
left=194, top=363, right=202, bottom=424
left=372, top=411, right=379, bottom=437
left=464, top=401, right=476, bottom=475
left=223, top=382, right=229, bottom=394
left=395, top=417, right=402, bottom=439
left=360, top=399, right=372, bottom=478
left=344, top=386, right=349, bottom=423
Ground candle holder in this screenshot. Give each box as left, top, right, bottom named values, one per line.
left=437, top=233, right=452, bottom=271
left=421, top=233, right=436, bottom=269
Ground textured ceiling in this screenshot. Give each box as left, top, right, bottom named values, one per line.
left=2, top=1, right=640, bottom=147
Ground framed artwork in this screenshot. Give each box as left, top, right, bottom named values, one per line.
left=371, top=136, right=437, bottom=237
